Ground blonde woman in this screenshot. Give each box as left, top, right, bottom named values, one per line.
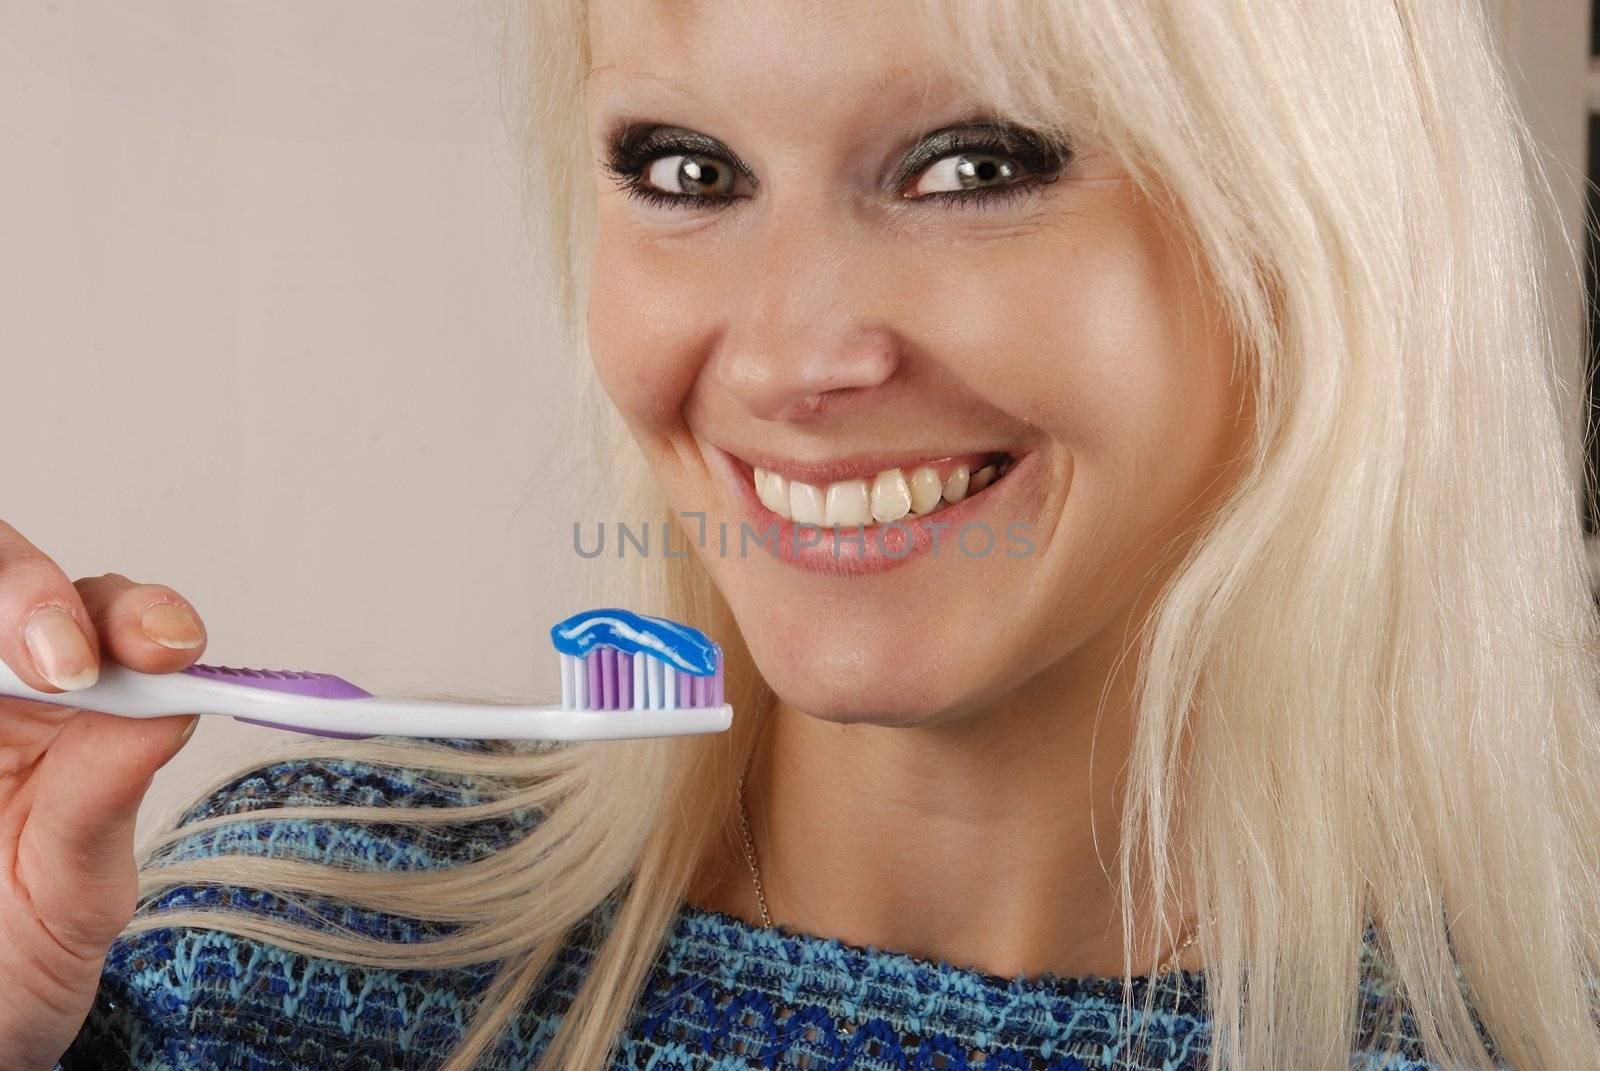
left=4, top=0, right=1598, bottom=1068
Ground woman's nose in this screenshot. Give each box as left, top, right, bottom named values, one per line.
left=713, top=216, right=901, bottom=423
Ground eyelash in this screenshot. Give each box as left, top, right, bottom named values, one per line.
left=600, top=130, right=1063, bottom=214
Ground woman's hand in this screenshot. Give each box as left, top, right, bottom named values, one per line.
left=0, top=519, right=206, bottom=1071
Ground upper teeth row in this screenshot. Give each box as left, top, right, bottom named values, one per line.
left=753, top=462, right=1004, bottom=526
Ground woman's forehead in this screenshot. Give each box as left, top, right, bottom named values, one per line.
left=585, top=0, right=953, bottom=104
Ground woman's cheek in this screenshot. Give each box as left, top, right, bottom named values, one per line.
left=587, top=237, right=702, bottom=432
left=911, top=241, right=1112, bottom=451
left=956, top=216, right=1194, bottom=456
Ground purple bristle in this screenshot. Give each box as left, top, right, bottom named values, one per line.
left=569, top=639, right=723, bottom=710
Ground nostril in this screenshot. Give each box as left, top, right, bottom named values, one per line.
left=777, top=389, right=854, bottom=421
left=783, top=394, right=826, bottom=419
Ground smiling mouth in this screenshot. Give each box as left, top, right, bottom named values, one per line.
left=737, top=450, right=1018, bottom=527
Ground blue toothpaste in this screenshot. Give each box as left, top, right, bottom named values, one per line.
left=550, top=608, right=719, bottom=677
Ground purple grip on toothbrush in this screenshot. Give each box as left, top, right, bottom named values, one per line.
left=180, top=663, right=376, bottom=739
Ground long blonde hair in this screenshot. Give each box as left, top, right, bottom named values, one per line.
left=128, top=1, right=1600, bottom=1067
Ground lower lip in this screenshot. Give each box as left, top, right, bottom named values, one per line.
left=712, top=447, right=1037, bottom=577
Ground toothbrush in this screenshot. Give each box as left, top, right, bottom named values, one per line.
left=0, top=608, right=731, bottom=742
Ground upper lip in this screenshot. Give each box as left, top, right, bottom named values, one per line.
left=717, top=444, right=1016, bottom=486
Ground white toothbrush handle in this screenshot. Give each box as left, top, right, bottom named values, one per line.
left=0, top=659, right=733, bottom=741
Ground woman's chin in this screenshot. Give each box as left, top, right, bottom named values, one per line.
left=750, top=642, right=992, bottom=728
left=719, top=581, right=1026, bottom=726
left=768, top=688, right=956, bottom=728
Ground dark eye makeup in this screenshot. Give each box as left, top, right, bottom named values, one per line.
left=598, top=112, right=1072, bottom=213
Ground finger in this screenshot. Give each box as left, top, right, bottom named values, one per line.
left=74, top=573, right=207, bottom=673
left=14, top=709, right=199, bottom=955
left=0, top=520, right=101, bottom=694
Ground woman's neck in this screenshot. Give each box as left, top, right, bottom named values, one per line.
left=685, top=650, right=1205, bottom=980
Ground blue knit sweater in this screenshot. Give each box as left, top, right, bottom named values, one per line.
left=56, top=750, right=1455, bottom=1070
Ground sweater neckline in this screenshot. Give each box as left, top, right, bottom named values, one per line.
left=665, top=899, right=1210, bottom=1014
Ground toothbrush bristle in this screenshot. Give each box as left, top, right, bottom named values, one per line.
left=557, top=640, right=723, bottom=711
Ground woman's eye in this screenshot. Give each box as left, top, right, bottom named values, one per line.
left=908, top=152, right=1023, bottom=198
left=641, top=153, right=750, bottom=199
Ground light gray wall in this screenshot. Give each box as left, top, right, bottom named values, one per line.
left=0, top=2, right=583, bottom=845
left=1493, top=0, right=1592, bottom=526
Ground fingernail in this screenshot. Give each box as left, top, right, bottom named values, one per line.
left=23, top=606, right=99, bottom=690
left=139, top=603, right=203, bottom=650
left=178, top=715, right=200, bottom=743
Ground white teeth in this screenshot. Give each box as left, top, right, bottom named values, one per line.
left=789, top=480, right=825, bottom=524
left=908, top=467, right=943, bottom=515
left=942, top=467, right=970, bottom=503
left=768, top=471, right=791, bottom=519
left=754, top=468, right=794, bottom=519
left=751, top=456, right=1011, bottom=524
left=870, top=469, right=912, bottom=523
left=824, top=479, right=871, bottom=526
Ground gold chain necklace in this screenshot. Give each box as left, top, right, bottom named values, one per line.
left=736, top=746, right=1210, bottom=975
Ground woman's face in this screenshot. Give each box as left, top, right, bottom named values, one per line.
left=584, top=0, right=1251, bottom=726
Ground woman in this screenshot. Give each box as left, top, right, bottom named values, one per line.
left=4, top=0, right=1597, bottom=1067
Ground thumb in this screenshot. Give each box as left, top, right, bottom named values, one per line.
left=17, top=711, right=199, bottom=955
